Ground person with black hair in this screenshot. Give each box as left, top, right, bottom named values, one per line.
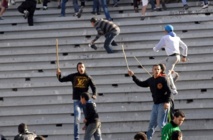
left=161, top=110, right=185, bottom=140
left=134, top=132, right=147, bottom=140
left=128, top=64, right=171, bottom=140
left=90, top=17, right=120, bottom=53
left=14, top=123, right=36, bottom=140
left=153, top=24, right=188, bottom=95
left=0, top=134, right=6, bottom=140
left=80, top=92, right=102, bottom=140
left=171, top=131, right=182, bottom=140
left=56, top=62, right=97, bottom=140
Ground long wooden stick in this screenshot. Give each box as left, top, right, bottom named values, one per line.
left=56, top=39, right=60, bottom=69
left=122, top=44, right=130, bottom=70
left=134, top=56, right=152, bottom=77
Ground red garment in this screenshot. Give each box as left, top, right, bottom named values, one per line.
left=1, top=0, right=8, bottom=9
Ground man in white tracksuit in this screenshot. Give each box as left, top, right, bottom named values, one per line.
left=153, top=24, right=188, bottom=95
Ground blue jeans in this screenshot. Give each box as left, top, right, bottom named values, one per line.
left=100, top=0, right=112, bottom=20
left=61, top=0, right=84, bottom=16
left=73, top=100, right=85, bottom=140
left=84, top=122, right=102, bottom=140
left=181, top=0, right=187, bottom=5
left=104, top=29, right=120, bottom=53
left=146, top=103, right=169, bottom=140
left=149, top=0, right=156, bottom=10
left=92, top=0, right=100, bottom=13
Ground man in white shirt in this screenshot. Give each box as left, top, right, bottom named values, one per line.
left=153, top=24, right=188, bottom=95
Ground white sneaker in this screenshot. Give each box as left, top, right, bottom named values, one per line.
left=202, top=4, right=208, bottom=9
left=171, top=89, right=178, bottom=95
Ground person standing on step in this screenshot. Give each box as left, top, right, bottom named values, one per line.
left=80, top=92, right=102, bottom=140
left=128, top=64, right=171, bottom=140
left=60, top=0, right=85, bottom=18
left=153, top=24, right=188, bottom=95
left=161, top=110, right=185, bottom=140
left=17, top=0, right=36, bottom=26
left=56, top=62, right=97, bottom=140
left=90, top=17, right=120, bottom=53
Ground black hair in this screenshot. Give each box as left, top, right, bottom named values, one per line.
left=18, top=123, right=27, bottom=134
left=174, top=110, right=185, bottom=118
left=90, top=17, right=97, bottom=23
left=34, top=135, right=46, bottom=140
left=171, top=131, right=182, bottom=140
left=159, top=63, right=166, bottom=74
left=134, top=132, right=147, bottom=140
left=76, top=62, right=85, bottom=72
left=81, top=92, right=90, bottom=101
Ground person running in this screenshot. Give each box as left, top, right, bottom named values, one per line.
left=153, top=24, right=188, bottom=95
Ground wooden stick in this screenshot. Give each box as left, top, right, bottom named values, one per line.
left=56, top=39, right=60, bottom=69
left=122, top=44, right=130, bottom=70
left=134, top=56, right=152, bottom=77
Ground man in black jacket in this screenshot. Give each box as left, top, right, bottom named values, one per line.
left=128, top=64, right=171, bottom=140
left=80, top=92, right=102, bottom=140
left=56, top=62, right=97, bottom=140
left=90, top=17, right=120, bottom=53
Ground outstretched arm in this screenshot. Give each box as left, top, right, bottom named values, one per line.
left=128, top=70, right=149, bottom=87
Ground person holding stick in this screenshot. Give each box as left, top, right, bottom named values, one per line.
left=89, top=17, right=120, bottom=53
left=153, top=24, right=188, bottom=95
left=128, top=64, right=171, bottom=140
left=56, top=62, right=97, bottom=140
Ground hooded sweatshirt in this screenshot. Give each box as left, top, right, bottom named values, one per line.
left=57, top=64, right=97, bottom=100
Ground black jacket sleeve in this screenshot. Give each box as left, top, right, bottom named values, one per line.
left=132, top=75, right=149, bottom=87
left=85, top=103, right=96, bottom=121
left=57, top=73, right=74, bottom=82
left=88, top=76, right=97, bottom=96
left=162, top=77, right=171, bottom=103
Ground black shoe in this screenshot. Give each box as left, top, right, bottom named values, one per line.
left=183, top=4, right=189, bottom=10
left=76, top=6, right=83, bottom=18
left=111, top=41, right=118, bottom=46
left=134, top=7, right=139, bottom=13
left=43, top=6, right=48, bottom=10
left=97, top=12, right=101, bottom=15
left=90, top=44, right=97, bottom=50
left=57, top=5, right=61, bottom=9
left=23, top=10, right=29, bottom=19
left=113, top=3, right=118, bottom=7
left=91, top=11, right=96, bottom=15
left=162, top=3, right=167, bottom=10
left=155, top=7, right=162, bottom=11
left=140, top=16, right=145, bottom=20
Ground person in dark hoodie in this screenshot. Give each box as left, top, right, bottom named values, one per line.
left=14, top=123, right=37, bottom=140
left=80, top=92, right=102, bottom=140
left=56, top=62, right=97, bottom=140
left=128, top=64, right=171, bottom=140
left=17, top=0, right=36, bottom=26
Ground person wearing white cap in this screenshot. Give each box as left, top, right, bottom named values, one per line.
left=153, top=24, right=188, bottom=95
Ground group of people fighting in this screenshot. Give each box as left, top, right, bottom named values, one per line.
left=55, top=23, right=188, bottom=140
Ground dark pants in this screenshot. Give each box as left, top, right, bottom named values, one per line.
left=18, top=0, right=36, bottom=26
left=43, top=0, right=50, bottom=6
left=104, top=29, right=120, bottom=53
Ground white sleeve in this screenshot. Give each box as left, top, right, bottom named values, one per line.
left=179, top=39, right=188, bottom=56
left=153, top=36, right=165, bottom=52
